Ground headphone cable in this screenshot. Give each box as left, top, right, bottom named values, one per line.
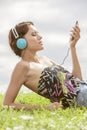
left=60, top=47, right=70, bottom=65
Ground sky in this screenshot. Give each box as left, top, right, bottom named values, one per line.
left=0, top=0, right=87, bottom=93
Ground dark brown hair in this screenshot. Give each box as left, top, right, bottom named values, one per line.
left=9, top=21, right=34, bottom=57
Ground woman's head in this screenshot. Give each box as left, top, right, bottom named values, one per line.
left=9, top=21, right=34, bottom=57
left=9, top=21, right=43, bottom=57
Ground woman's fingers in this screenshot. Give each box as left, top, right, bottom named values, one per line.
left=70, top=26, right=80, bottom=41
left=69, top=25, right=81, bottom=48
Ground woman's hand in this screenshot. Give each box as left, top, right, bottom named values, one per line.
left=70, top=26, right=80, bottom=48
left=45, top=102, right=63, bottom=110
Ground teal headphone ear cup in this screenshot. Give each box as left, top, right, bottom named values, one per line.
left=16, top=38, right=27, bottom=49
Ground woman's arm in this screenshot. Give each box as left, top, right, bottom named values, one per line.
left=70, top=25, right=82, bottom=80
left=3, top=62, right=28, bottom=107
left=3, top=63, right=42, bottom=110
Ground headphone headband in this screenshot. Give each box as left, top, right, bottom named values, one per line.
left=12, top=28, right=19, bottom=39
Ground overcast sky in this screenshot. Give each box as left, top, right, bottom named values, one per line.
left=0, top=0, right=87, bottom=93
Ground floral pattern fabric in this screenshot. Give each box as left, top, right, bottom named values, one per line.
left=38, top=65, right=81, bottom=108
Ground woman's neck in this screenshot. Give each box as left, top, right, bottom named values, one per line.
left=21, top=49, right=40, bottom=63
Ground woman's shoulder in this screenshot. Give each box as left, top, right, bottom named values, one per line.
left=13, top=60, right=30, bottom=74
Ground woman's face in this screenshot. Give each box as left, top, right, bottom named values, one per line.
left=24, top=25, right=44, bottom=51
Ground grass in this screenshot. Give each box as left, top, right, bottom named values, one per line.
left=0, top=92, right=87, bottom=130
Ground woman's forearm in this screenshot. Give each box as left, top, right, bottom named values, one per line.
left=8, top=103, right=41, bottom=110
left=4, top=102, right=62, bottom=110
left=70, top=46, right=82, bottom=80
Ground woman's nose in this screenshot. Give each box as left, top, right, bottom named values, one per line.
left=38, top=34, right=42, bottom=40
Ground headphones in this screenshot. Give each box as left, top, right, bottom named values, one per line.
left=11, top=28, right=27, bottom=49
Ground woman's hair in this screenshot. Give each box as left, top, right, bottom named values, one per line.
left=9, top=21, right=34, bottom=57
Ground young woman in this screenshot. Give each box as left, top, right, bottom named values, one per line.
left=3, top=21, right=87, bottom=110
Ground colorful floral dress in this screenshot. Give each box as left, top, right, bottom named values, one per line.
left=38, top=65, right=81, bottom=108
